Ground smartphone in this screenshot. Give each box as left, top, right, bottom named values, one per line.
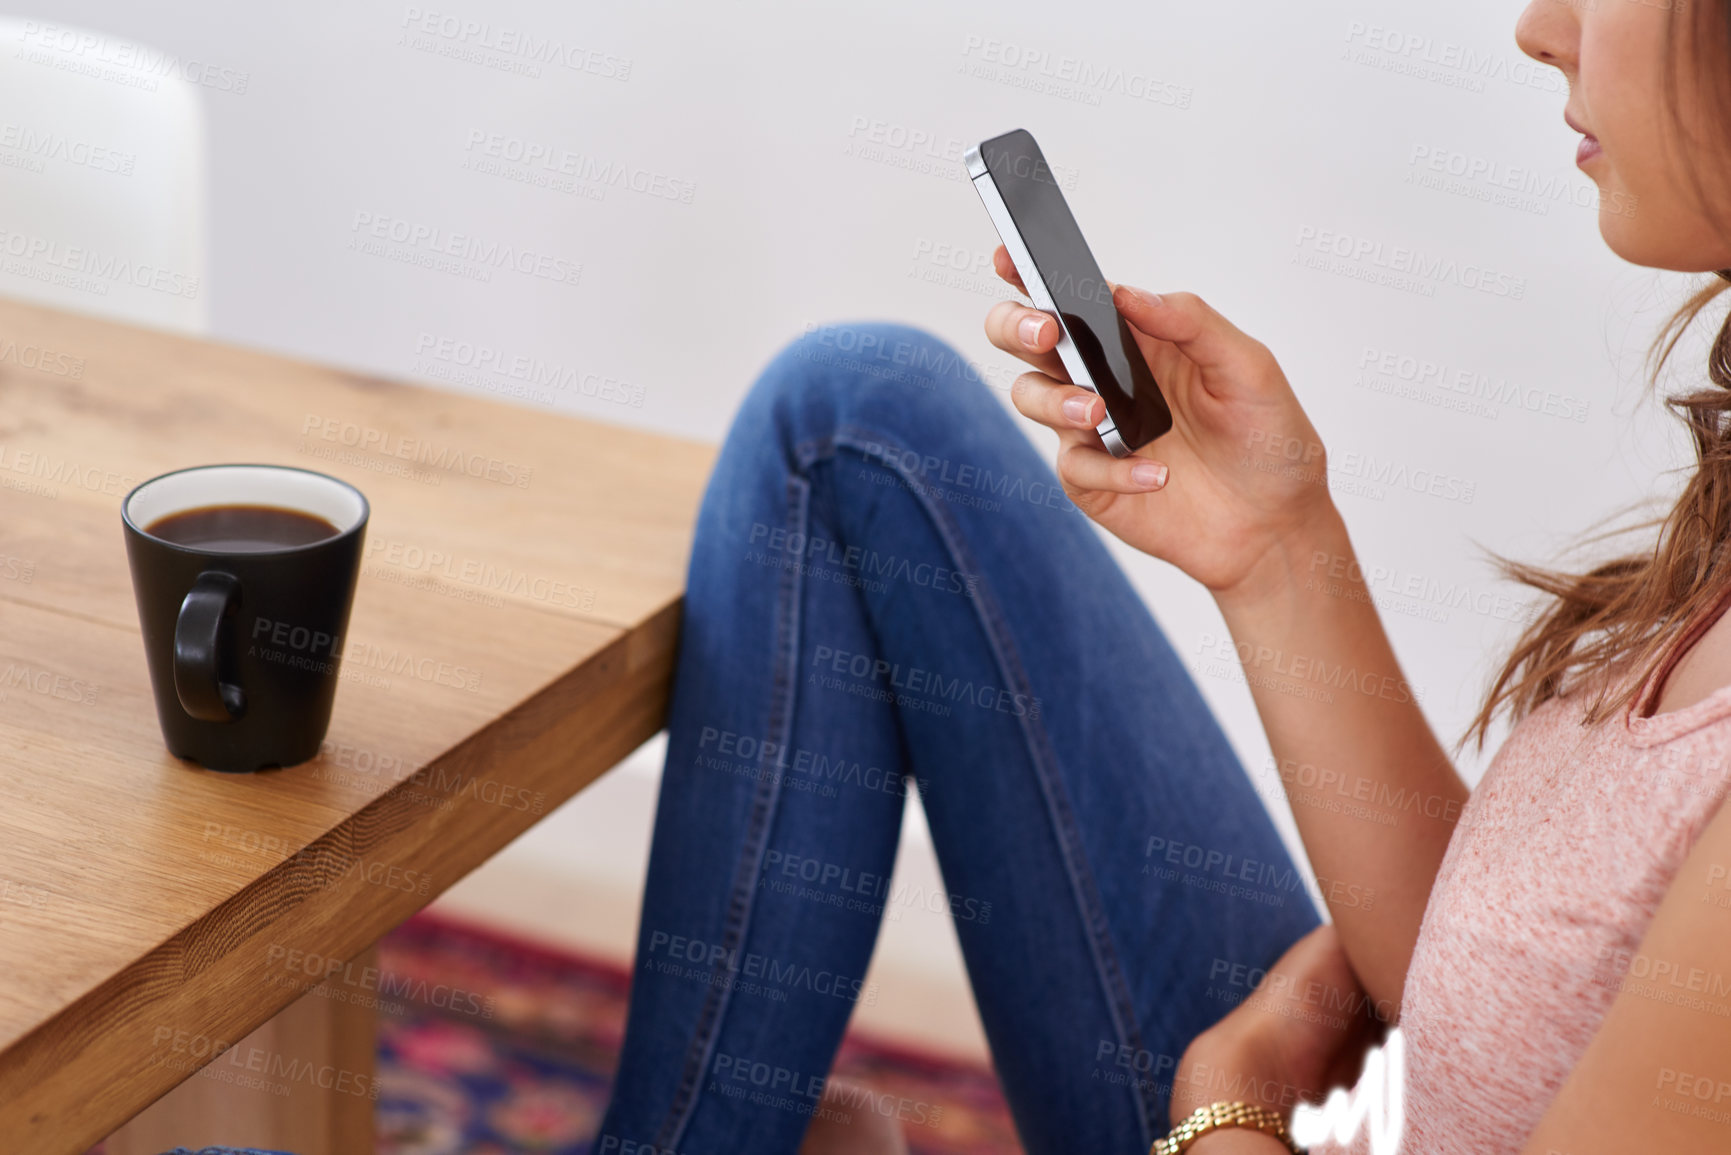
left=965, top=129, right=1172, bottom=456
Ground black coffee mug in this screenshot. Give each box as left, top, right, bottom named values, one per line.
left=121, top=464, right=369, bottom=773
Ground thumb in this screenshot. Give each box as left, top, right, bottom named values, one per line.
left=1112, top=285, right=1263, bottom=375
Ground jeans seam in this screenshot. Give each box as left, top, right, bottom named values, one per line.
left=652, top=471, right=810, bottom=1150
left=652, top=417, right=1158, bottom=1146
left=830, top=424, right=1161, bottom=1142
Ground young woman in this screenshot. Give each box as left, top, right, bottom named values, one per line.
left=595, top=1, right=1731, bottom=1152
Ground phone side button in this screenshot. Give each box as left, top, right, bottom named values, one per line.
left=1098, top=421, right=1131, bottom=459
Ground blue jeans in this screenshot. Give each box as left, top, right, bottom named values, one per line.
left=596, top=324, right=1319, bottom=1154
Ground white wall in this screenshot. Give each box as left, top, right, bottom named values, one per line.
left=21, top=0, right=1703, bottom=1056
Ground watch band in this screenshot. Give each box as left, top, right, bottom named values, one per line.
left=1151, top=1100, right=1302, bottom=1154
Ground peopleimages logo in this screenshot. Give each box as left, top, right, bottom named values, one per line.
left=0, top=122, right=135, bottom=175
left=0, top=228, right=201, bottom=299
left=398, top=7, right=631, bottom=79
left=462, top=129, right=695, bottom=204
left=0, top=337, right=83, bottom=379
left=16, top=21, right=251, bottom=93
left=1294, top=226, right=1526, bottom=301
left=348, top=211, right=582, bottom=288
left=957, top=35, right=1193, bottom=110
left=414, top=333, right=645, bottom=408
left=1343, top=21, right=1566, bottom=95
left=1407, top=144, right=1638, bottom=219
left=1355, top=345, right=1590, bottom=424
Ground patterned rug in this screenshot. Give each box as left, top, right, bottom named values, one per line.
left=373, top=913, right=1021, bottom=1153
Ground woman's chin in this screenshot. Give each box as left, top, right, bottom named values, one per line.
left=1597, top=209, right=1731, bottom=273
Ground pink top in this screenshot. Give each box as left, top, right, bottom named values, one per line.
left=1312, top=661, right=1731, bottom=1154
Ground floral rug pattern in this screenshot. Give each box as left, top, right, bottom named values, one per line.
left=373, top=914, right=1020, bottom=1153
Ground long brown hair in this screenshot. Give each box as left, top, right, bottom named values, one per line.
left=1465, top=2, right=1731, bottom=750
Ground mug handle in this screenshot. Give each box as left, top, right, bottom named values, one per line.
left=174, top=570, right=247, bottom=722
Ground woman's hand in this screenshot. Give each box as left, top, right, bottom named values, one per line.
left=984, top=248, right=1336, bottom=601
left=1169, top=925, right=1386, bottom=1128
left=986, top=256, right=1461, bottom=1018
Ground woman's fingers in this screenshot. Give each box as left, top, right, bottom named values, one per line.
left=1010, top=372, right=1172, bottom=500
left=1057, top=441, right=1169, bottom=494
left=1008, top=368, right=1171, bottom=496
left=1112, top=285, right=1273, bottom=384
left=991, top=245, right=1028, bottom=295
left=985, top=300, right=1068, bottom=380
left=1010, top=371, right=1104, bottom=431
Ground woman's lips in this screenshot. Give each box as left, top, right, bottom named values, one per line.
left=1564, top=111, right=1601, bottom=167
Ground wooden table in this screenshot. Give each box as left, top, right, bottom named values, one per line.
left=0, top=298, right=714, bottom=1154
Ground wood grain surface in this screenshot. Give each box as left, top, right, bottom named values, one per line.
left=102, top=946, right=381, bottom=1155
left=0, top=298, right=714, bottom=1153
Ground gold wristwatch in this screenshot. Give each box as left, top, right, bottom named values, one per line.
left=1151, top=1101, right=1302, bottom=1154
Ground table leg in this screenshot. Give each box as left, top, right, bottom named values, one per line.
left=101, top=944, right=379, bottom=1155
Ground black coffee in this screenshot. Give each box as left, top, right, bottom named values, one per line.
left=146, top=504, right=341, bottom=552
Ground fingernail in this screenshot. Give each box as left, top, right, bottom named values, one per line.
left=1018, top=314, right=1047, bottom=347
left=1131, top=462, right=1168, bottom=489
left=1062, top=395, right=1094, bottom=424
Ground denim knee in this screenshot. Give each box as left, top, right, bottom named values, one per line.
left=739, top=321, right=1015, bottom=469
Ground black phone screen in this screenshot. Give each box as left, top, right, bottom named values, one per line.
left=979, top=129, right=1171, bottom=451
